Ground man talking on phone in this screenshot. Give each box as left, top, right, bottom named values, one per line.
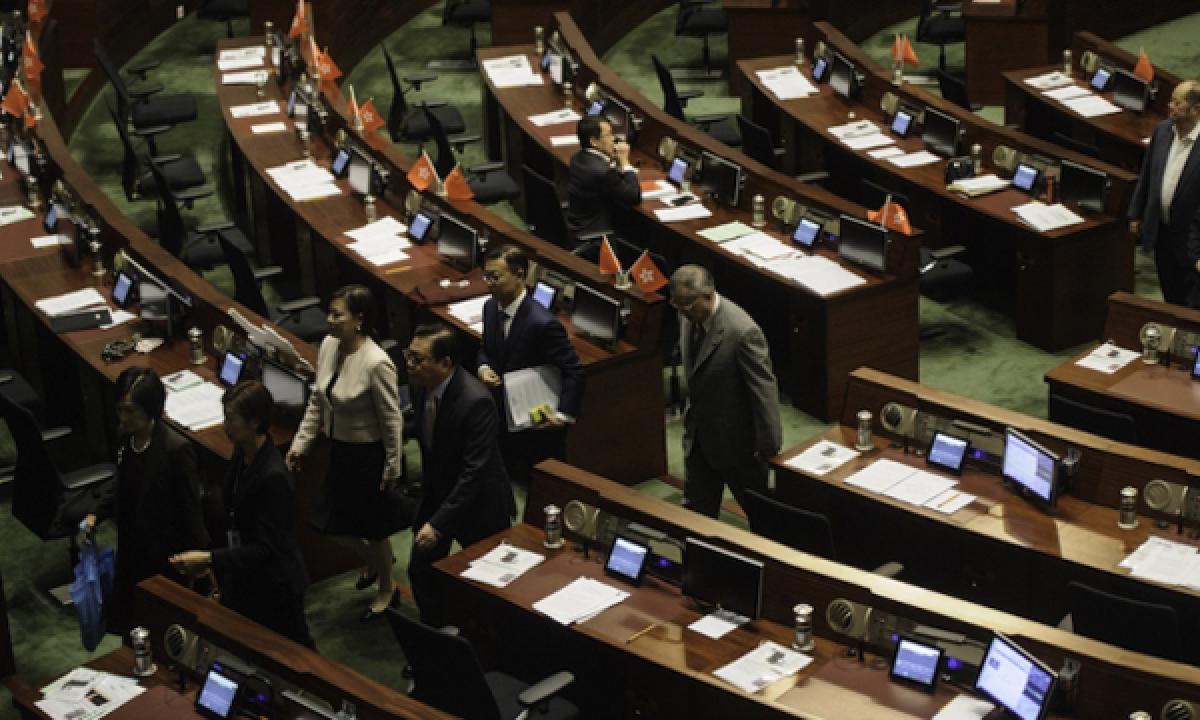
left=565, top=115, right=642, bottom=245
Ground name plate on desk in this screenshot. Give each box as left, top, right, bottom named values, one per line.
left=50, top=307, right=111, bottom=334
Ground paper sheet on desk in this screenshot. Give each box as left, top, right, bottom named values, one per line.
left=230, top=100, right=281, bottom=118
left=551, top=134, right=580, bottom=146
left=533, top=577, right=629, bottom=625
left=222, top=69, right=269, bottom=85
left=31, top=233, right=71, bottom=248
left=768, top=255, right=866, bottom=296
left=1122, top=536, right=1200, bottom=588
left=266, top=160, right=342, bottom=201
left=1012, top=201, right=1084, bottom=232
left=723, top=231, right=792, bottom=262
left=784, top=440, right=860, bottom=476
left=528, top=108, right=581, bottom=126
left=689, top=612, right=742, bottom=639
left=38, top=667, right=144, bottom=720
left=868, top=146, right=905, bottom=159
left=0, top=205, right=34, bottom=225
left=888, top=150, right=941, bottom=168
left=345, top=216, right=409, bottom=242
left=504, top=365, right=562, bottom=431
left=1075, top=342, right=1139, bottom=373
left=948, top=173, right=1010, bottom=196
left=217, top=46, right=265, bottom=71
left=1042, top=84, right=1090, bottom=101
left=1024, top=71, right=1073, bottom=90
left=1061, top=94, right=1121, bottom=117
left=713, top=641, right=812, bottom=693
left=698, top=221, right=757, bottom=242
left=828, top=120, right=880, bottom=139
left=165, top=381, right=225, bottom=431
left=756, top=66, right=816, bottom=100
left=933, top=695, right=995, bottom=720
left=483, top=54, right=543, bottom=87
left=654, top=203, right=712, bottom=222
left=925, top=488, right=976, bottom=514
left=251, top=121, right=289, bottom=134
left=882, top=469, right=958, bottom=506
left=447, top=294, right=490, bottom=327
left=844, top=458, right=915, bottom=494
left=460, top=542, right=545, bottom=588
left=843, top=133, right=894, bottom=151
left=35, top=287, right=107, bottom=317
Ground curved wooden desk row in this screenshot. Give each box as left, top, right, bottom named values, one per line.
left=483, top=12, right=922, bottom=421
left=772, top=367, right=1200, bottom=655
left=484, top=458, right=1200, bottom=718
left=215, top=37, right=669, bottom=483
left=1045, top=292, right=1200, bottom=461
left=739, top=21, right=1136, bottom=351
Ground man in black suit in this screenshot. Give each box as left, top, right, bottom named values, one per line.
left=405, top=322, right=514, bottom=625
left=1130, top=80, right=1200, bottom=307
left=565, top=114, right=641, bottom=242
left=478, top=245, right=584, bottom=486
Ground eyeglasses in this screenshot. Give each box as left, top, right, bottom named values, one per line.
left=670, top=294, right=702, bottom=312
left=482, top=271, right=502, bottom=284
left=401, top=349, right=429, bottom=365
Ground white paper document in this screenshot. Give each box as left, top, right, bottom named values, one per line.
left=217, top=45, right=265, bottom=71
left=828, top=119, right=880, bottom=140
left=460, top=542, right=545, bottom=588
left=1075, top=342, right=1139, bottom=373
left=251, top=121, right=289, bottom=134
left=868, top=146, right=906, bottom=159
left=768, top=255, right=866, bottom=296
left=38, top=667, right=145, bottom=720
left=550, top=134, right=580, bottom=146
left=533, top=577, right=629, bottom=625
left=888, top=150, right=942, bottom=168
left=347, top=235, right=410, bottom=266
left=756, top=66, right=817, bottom=100
left=843, top=133, right=895, bottom=151
left=1024, top=71, right=1074, bottom=90
left=31, top=233, right=71, bottom=248
left=689, top=612, right=743, bottom=639
left=784, top=440, right=860, bottom=476
left=948, top=173, right=1010, bottom=197
left=266, top=160, right=342, bottom=202
left=504, top=365, right=562, bottom=431
left=655, top=204, right=713, bottom=222
left=1061, top=94, right=1121, bottom=117
left=1012, top=201, right=1084, bottom=232
left=1121, top=536, right=1200, bottom=589
left=697, top=221, right=757, bottom=242
left=1042, top=84, right=1090, bottom=101
left=528, top=108, right=581, bottom=126
left=222, top=69, right=269, bottom=85
left=345, top=216, right=409, bottom=242
left=447, top=294, right=490, bottom=329
left=933, top=695, right=996, bottom=720
left=844, top=458, right=915, bottom=494
left=483, top=54, right=544, bottom=88
left=165, top=381, right=225, bottom=431
left=723, top=231, right=792, bottom=263
left=0, top=205, right=34, bottom=225
left=230, top=100, right=281, bottom=118
left=713, top=641, right=812, bottom=693
left=35, top=287, right=107, bottom=317
left=882, top=469, right=959, bottom=507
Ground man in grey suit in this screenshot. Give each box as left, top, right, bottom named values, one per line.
left=671, top=265, right=782, bottom=518
left=1130, top=80, right=1200, bottom=307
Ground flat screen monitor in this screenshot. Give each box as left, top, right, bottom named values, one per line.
left=43, top=203, right=60, bottom=233
left=409, top=210, right=433, bottom=243
left=602, top=94, right=635, bottom=143
left=195, top=664, right=240, bottom=720
left=436, top=213, right=478, bottom=271
left=891, top=109, right=914, bottom=137
left=837, top=214, right=889, bottom=273
left=1111, top=68, right=1148, bottom=113
left=926, top=431, right=969, bottom=475
left=812, top=56, right=828, bottom=83
left=570, top=282, right=621, bottom=348
left=218, top=352, right=246, bottom=386
left=138, top=279, right=187, bottom=339
left=668, top=157, right=689, bottom=185
left=890, top=637, right=943, bottom=692
left=1058, top=158, right=1108, bottom=213
left=1012, top=163, right=1040, bottom=193
left=698, top=151, right=743, bottom=207
left=605, top=534, right=650, bottom=585
left=548, top=53, right=564, bottom=85
left=1090, top=67, right=1111, bottom=91
left=532, top=280, right=557, bottom=310
left=974, top=634, right=1057, bottom=720
left=330, top=148, right=350, bottom=178
left=111, top=270, right=136, bottom=308
left=682, top=537, right=764, bottom=620
left=792, top=217, right=822, bottom=249
left=922, top=106, right=961, bottom=157
left=347, top=148, right=376, bottom=196
left=587, top=100, right=604, bottom=116
left=261, top=357, right=309, bottom=413
left=1002, top=427, right=1059, bottom=507
left=829, top=51, right=858, bottom=100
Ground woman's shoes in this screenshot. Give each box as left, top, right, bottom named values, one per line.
left=359, top=589, right=400, bottom=622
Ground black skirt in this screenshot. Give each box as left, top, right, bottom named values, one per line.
left=310, top=440, right=411, bottom=539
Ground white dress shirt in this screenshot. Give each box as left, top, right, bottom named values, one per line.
left=1160, top=121, right=1200, bottom=223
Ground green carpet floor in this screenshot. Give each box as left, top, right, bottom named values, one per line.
left=1, top=4, right=1197, bottom=717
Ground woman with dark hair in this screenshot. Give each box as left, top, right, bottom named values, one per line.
left=83, top=367, right=209, bottom=636
left=172, top=381, right=313, bottom=648
left=285, top=284, right=407, bottom=621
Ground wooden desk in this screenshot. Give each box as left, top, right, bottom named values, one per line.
left=1044, top=292, right=1200, bottom=460
left=772, top=367, right=1200, bottom=663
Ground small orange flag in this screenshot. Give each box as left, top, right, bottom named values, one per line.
left=315, top=46, right=342, bottom=85
left=23, top=107, right=36, bottom=130
left=27, top=0, right=47, bottom=23
left=1133, top=48, right=1154, bottom=83
left=902, top=34, right=919, bottom=67
left=358, top=98, right=385, bottom=134
left=867, top=198, right=912, bottom=235
left=598, top=236, right=621, bottom=275
left=629, top=250, right=667, bottom=293
left=2, top=83, right=29, bottom=121
left=891, top=34, right=904, bottom=64
left=288, top=0, right=308, bottom=39
left=22, top=31, right=43, bottom=79
left=444, top=165, right=474, bottom=201
left=407, top=150, right=438, bottom=191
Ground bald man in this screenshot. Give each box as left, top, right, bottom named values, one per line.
left=1130, top=80, right=1200, bottom=307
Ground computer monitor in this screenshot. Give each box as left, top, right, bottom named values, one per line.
left=602, top=94, right=636, bottom=144
left=330, top=147, right=350, bottom=178
left=1002, top=427, right=1059, bottom=507
left=891, top=109, right=914, bottom=137
left=922, top=106, right=961, bottom=157
left=436, top=213, right=478, bottom=272
left=829, top=51, right=859, bottom=101
left=1011, top=163, right=1040, bottom=193
left=1058, top=158, right=1109, bottom=213
left=111, top=270, right=137, bottom=308
left=682, top=537, right=764, bottom=620
left=261, top=357, right=310, bottom=414
left=1090, top=67, right=1111, bottom=92
left=1111, top=68, right=1149, bottom=113
left=570, top=282, right=621, bottom=349
left=532, top=280, right=558, bottom=310
left=409, top=210, right=434, bottom=243
left=792, top=216, right=822, bottom=249
left=43, top=202, right=60, bottom=234
left=837, top=214, right=889, bottom=273
left=218, top=351, right=246, bottom=386
left=974, top=634, right=1058, bottom=720
left=668, top=157, right=689, bottom=185
left=138, top=278, right=189, bottom=339
left=347, top=147, right=380, bottom=196
left=698, top=151, right=743, bottom=207
left=812, top=56, right=829, bottom=83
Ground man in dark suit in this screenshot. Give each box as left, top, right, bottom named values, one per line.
left=671, top=265, right=782, bottom=518
left=565, top=114, right=641, bottom=242
left=478, top=245, right=584, bottom=486
left=1130, top=80, right=1200, bottom=307
left=405, top=323, right=515, bottom=625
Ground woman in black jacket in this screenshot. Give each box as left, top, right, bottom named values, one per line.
left=171, top=381, right=313, bottom=648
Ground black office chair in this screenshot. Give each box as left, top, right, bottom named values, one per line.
left=94, top=39, right=197, bottom=154
left=216, top=233, right=327, bottom=345
left=422, top=106, right=519, bottom=206
left=108, top=102, right=205, bottom=203
left=0, top=369, right=43, bottom=422
left=916, top=0, right=965, bottom=71
left=385, top=610, right=580, bottom=720
left=429, top=0, right=491, bottom=71
left=1048, top=393, right=1137, bottom=444
left=381, top=45, right=466, bottom=143
left=521, top=165, right=570, bottom=248
left=735, top=114, right=829, bottom=184
left=651, top=55, right=740, bottom=148
left=147, top=160, right=253, bottom=272
left=671, top=0, right=728, bottom=80
left=741, top=488, right=837, bottom=560
left=1050, top=131, right=1103, bottom=161
left=1065, top=581, right=1184, bottom=662
left=936, top=69, right=979, bottom=112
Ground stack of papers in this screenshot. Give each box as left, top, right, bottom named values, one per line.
left=551, top=135, right=580, bottom=146
left=1075, top=342, right=1139, bottom=373
left=767, top=254, right=867, bottom=296
left=165, top=379, right=224, bottom=431
left=933, top=696, right=996, bottom=720
left=1120, top=536, right=1200, bottom=589
left=504, top=365, right=562, bottom=431
left=528, top=108, right=581, bottom=126
left=784, top=440, right=860, bottom=476
left=217, top=46, right=265, bottom=71
left=483, top=55, right=543, bottom=88
left=532, top=577, right=629, bottom=625
left=756, top=66, right=817, bottom=100
left=230, top=100, right=281, bottom=118
left=1012, top=201, right=1084, bottom=232
left=35, top=287, right=107, bottom=317
left=640, top=179, right=676, bottom=200
left=0, top=205, right=34, bottom=225
left=713, top=641, right=812, bottom=693
left=1061, top=94, right=1121, bottom=117
left=447, top=294, right=489, bottom=333
left=1024, top=71, right=1074, bottom=90
left=266, top=160, right=342, bottom=202
left=460, top=542, right=544, bottom=587
left=222, top=69, right=269, bottom=85
left=843, top=458, right=975, bottom=514
left=697, top=221, right=757, bottom=242
left=689, top=612, right=744, bottom=639
left=947, top=173, right=1010, bottom=197
left=345, top=217, right=411, bottom=267
left=723, top=231, right=793, bottom=263
left=655, top=203, right=713, bottom=222
left=829, top=120, right=893, bottom=151
left=1043, top=85, right=1090, bottom=102
left=888, top=150, right=941, bottom=168
left=37, top=667, right=145, bottom=720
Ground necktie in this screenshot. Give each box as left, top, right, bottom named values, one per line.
left=500, top=310, right=511, bottom=339
left=688, top=321, right=706, bottom=365
left=422, top=395, right=438, bottom=452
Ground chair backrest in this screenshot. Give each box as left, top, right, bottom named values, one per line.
left=107, top=102, right=142, bottom=203
left=521, top=165, right=569, bottom=247
left=936, top=69, right=972, bottom=111
left=146, top=161, right=188, bottom=258
left=0, top=391, right=62, bottom=540
left=859, top=177, right=911, bottom=213
left=421, top=106, right=458, bottom=178
left=740, top=488, right=837, bottom=561
left=1050, top=131, right=1102, bottom=160
left=385, top=610, right=503, bottom=720
left=1066, top=581, right=1184, bottom=661
left=93, top=40, right=131, bottom=114
left=651, top=55, right=686, bottom=121
left=380, top=45, right=407, bottom=140
left=736, top=115, right=778, bottom=171
left=217, top=232, right=269, bottom=316
left=1048, top=393, right=1137, bottom=444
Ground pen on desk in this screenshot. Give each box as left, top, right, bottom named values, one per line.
left=936, top=491, right=960, bottom=509
left=625, top=623, right=659, bottom=644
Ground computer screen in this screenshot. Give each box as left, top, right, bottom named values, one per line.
left=1111, top=68, right=1148, bottom=113
left=837, top=214, right=889, bottom=273
left=437, top=213, right=478, bottom=271
left=602, top=94, right=635, bottom=143
left=331, top=148, right=350, bottom=177
left=698, top=151, right=743, bottom=207
left=570, top=282, right=621, bottom=347
left=922, top=106, right=961, bottom=157
left=111, top=270, right=136, bottom=308
left=261, top=358, right=309, bottom=413
left=812, top=56, right=828, bottom=83
left=605, top=535, right=650, bottom=585
left=792, top=217, right=821, bottom=249
left=890, top=637, right=942, bottom=691
left=347, top=148, right=375, bottom=196
left=195, top=665, right=240, bottom=719
left=43, top=203, right=58, bottom=233
left=219, top=352, right=245, bottom=386
left=1192, top=348, right=1200, bottom=380
left=1002, top=428, right=1059, bottom=505
left=891, top=110, right=913, bottom=137
left=974, top=634, right=1057, bottom=720
left=548, top=53, right=564, bottom=85
left=533, top=280, right=557, bottom=310
left=1090, top=67, right=1111, bottom=91
left=587, top=100, right=604, bottom=116
left=409, top=210, right=433, bottom=243
left=682, top=537, right=764, bottom=620
left=668, top=157, right=689, bottom=185
left=138, top=278, right=188, bottom=339
left=1012, top=163, right=1039, bottom=193
left=1058, top=158, right=1108, bottom=213
left=829, top=51, right=858, bottom=100
left=926, top=431, right=968, bottom=475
